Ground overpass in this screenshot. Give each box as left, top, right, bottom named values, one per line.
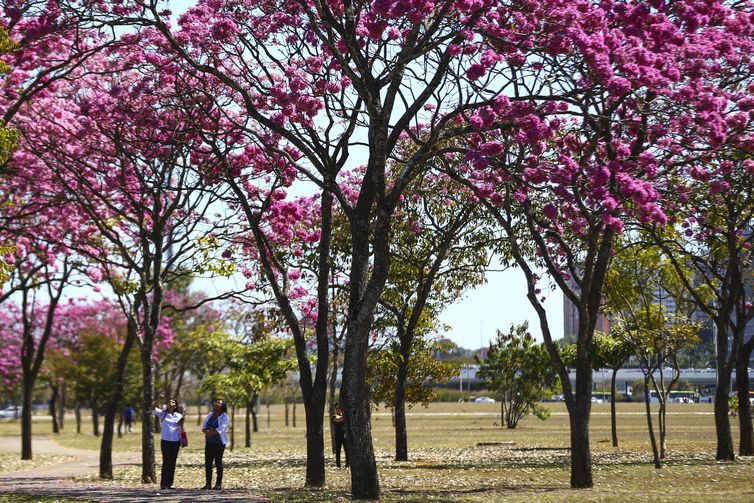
left=447, top=365, right=754, bottom=394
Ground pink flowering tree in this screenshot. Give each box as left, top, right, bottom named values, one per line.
left=0, top=0, right=127, bottom=165
left=0, top=192, right=81, bottom=459
left=0, top=304, right=22, bottom=403
left=647, top=22, right=754, bottom=458
left=9, top=47, right=232, bottom=480
left=63, top=0, right=754, bottom=494
left=71, top=1, right=557, bottom=495
left=441, top=0, right=753, bottom=487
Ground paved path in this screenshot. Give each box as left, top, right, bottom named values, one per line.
left=0, top=436, right=269, bottom=502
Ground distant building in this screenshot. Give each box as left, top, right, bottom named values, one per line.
left=562, top=278, right=609, bottom=344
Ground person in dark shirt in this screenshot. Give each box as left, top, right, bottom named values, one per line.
left=201, top=398, right=230, bottom=490
left=124, top=406, right=135, bottom=433
left=332, top=403, right=348, bottom=469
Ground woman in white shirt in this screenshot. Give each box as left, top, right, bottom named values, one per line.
left=200, top=398, right=230, bottom=490
left=152, top=394, right=184, bottom=490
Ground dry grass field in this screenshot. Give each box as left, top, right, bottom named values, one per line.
left=1, top=401, right=753, bottom=501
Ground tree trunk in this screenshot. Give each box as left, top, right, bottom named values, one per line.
left=567, top=365, right=594, bottom=487
left=266, top=400, right=270, bottom=429
left=100, top=324, right=136, bottom=479
left=610, top=368, right=618, bottom=448
left=140, top=346, right=157, bottom=484
left=736, top=351, right=753, bottom=456
left=49, top=383, right=59, bottom=434
left=245, top=399, right=252, bottom=448
left=285, top=400, right=289, bottom=427
left=328, top=322, right=340, bottom=454
left=92, top=405, right=100, bottom=437
left=303, top=396, right=326, bottom=488
left=251, top=393, right=259, bottom=433
left=714, top=369, right=735, bottom=461
left=293, top=398, right=297, bottom=429
left=196, top=398, right=203, bottom=426
left=21, top=371, right=33, bottom=460
left=394, top=356, right=409, bottom=461
left=117, top=410, right=123, bottom=439
left=58, top=383, right=66, bottom=430
left=659, top=398, right=667, bottom=460
left=230, top=403, right=235, bottom=452
left=75, top=401, right=82, bottom=434
left=644, top=374, right=661, bottom=469
left=343, top=320, right=380, bottom=500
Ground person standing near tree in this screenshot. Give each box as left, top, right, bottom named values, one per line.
left=332, top=403, right=348, bottom=469
left=201, top=398, right=230, bottom=490
left=124, top=405, right=135, bottom=433
left=152, top=395, right=184, bottom=491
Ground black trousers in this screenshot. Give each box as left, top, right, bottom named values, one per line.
left=160, top=440, right=181, bottom=488
left=205, top=443, right=226, bottom=487
left=334, top=430, right=348, bottom=468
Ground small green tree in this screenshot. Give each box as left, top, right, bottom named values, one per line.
left=368, top=336, right=459, bottom=411
left=477, top=322, right=559, bottom=429
left=201, top=337, right=297, bottom=450
left=561, top=330, right=633, bottom=447
left=604, top=243, right=701, bottom=466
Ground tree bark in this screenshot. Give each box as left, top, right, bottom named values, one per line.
left=21, top=372, right=33, bottom=460
left=245, top=399, right=252, bottom=448
left=230, top=403, right=235, bottom=452
left=100, top=321, right=136, bottom=479
left=140, top=345, right=157, bottom=483
left=75, top=401, right=82, bottom=434
left=49, top=383, right=59, bottom=434
left=58, top=383, right=66, bottom=430
left=736, top=350, right=753, bottom=456
left=303, top=397, right=326, bottom=489
left=568, top=364, right=594, bottom=487
left=343, top=317, right=380, bottom=500
left=714, top=335, right=735, bottom=461
left=610, top=368, right=618, bottom=447
left=644, top=375, right=661, bottom=469
left=251, top=392, right=259, bottom=433
left=393, top=354, right=409, bottom=461
left=92, top=405, right=100, bottom=437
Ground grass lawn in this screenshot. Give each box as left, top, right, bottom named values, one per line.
left=2, top=402, right=753, bottom=501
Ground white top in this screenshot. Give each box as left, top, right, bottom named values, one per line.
left=153, top=408, right=184, bottom=442
left=202, top=411, right=230, bottom=446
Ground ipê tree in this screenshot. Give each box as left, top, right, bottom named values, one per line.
left=441, top=1, right=751, bottom=487
left=648, top=87, right=754, bottom=459
left=66, top=0, right=753, bottom=494
left=477, top=322, right=559, bottom=429
left=67, top=1, right=556, bottom=496
left=11, top=53, right=235, bottom=480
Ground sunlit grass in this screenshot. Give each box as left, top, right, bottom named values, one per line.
left=3, top=401, right=745, bottom=501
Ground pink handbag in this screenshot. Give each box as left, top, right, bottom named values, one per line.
left=179, top=429, right=188, bottom=448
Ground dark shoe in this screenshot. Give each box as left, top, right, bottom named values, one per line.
left=212, top=485, right=222, bottom=490
left=160, top=486, right=167, bottom=490
left=200, top=485, right=211, bottom=490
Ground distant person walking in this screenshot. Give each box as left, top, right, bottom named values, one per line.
left=152, top=395, right=184, bottom=491
left=332, top=403, right=348, bottom=468
left=124, top=406, right=135, bottom=433
left=201, top=398, right=230, bottom=490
